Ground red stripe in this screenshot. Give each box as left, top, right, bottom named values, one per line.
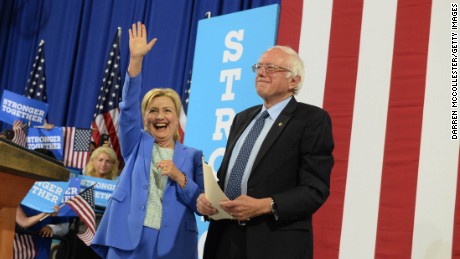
left=102, top=112, right=116, bottom=138
left=453, top=152, right=460, bottom=258
left=93, top=110, right=123, bottom=168
left=179, top=125, right=185, bottom=143
left=374, top=0, right=432, bottom=257
left=91, top=121, right=101, bottom=147
left=68, top=197, right=94, bottom=228
left=104, top=110, right=123, bottom=166
left=312, top=0, right=364, bottom=258
left=14, top=233, right=36, bottom=259
left=67, top=197, right=96, bottom=233
left=78, top=228, right=95, bottom=246
left=277, top=0, right=302, bottom=51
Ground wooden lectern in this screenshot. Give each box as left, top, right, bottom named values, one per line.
left=0, top=138, right=69, bottom=259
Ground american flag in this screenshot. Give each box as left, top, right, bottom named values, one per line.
left=275, top=0, right=460, bottom=258
left=62, top=127, right=92, bottom=169
left=179, top=69, right=192, bottom=143
left=66, top=184, right=96, bottom=246
left=24, top=40, right=47, bottom=102
left=13, top=233, right=36, bottom=259
left=12, top=39, right=47, bottom=147
left=11, top=121, right=29, bottom=147
left=91, top=28, right=122, bottom=166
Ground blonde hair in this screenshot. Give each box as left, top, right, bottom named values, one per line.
left=141, top=88, right=182, bottom=141
left=85, top=146, right=119, bottom=180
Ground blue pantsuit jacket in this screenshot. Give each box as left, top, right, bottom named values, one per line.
left=92, top=74, right=204, bottom=259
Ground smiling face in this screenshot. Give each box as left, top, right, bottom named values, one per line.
left=144, top=95, right=179, bottom=145
left=255, top=48, right=301, bottom=108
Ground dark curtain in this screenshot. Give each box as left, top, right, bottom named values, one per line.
left=0, top=0, right=280, bottom=130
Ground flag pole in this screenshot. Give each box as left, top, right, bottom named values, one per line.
left=39, top=184, right=97, bottom=221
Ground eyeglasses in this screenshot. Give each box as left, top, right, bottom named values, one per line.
left=252, top=63, right=292, bottom=73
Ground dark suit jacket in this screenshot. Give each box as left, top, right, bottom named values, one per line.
left=204, top=97, right=334, bottom=259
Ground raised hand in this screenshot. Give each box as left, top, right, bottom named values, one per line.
left=127, top=21, right=158, bottom=77
left=129, top=22, right=157, bottom=59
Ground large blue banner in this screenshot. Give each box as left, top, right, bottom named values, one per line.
left=184, top=5, right=279, bottom=258
left=0, top=90, right=48, bottom=126
left=21, top=181, right=69, bottom=213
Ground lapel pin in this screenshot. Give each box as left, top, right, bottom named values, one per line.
left=278, top=122, right=283, bottom=127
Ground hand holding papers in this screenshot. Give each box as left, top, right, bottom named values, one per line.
left=203, top=160, right=233, bottom=220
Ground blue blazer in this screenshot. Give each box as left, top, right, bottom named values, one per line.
left=92, top=74, right=204, bottom=258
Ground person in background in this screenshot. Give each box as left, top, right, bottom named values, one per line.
left=91, top=22, right=204, bottom=259
left=15, top=149, right=70, bottom=259
left=15, top=205, right=70, bottom=259
left=197, top=45, right=335, bottom=259
left=85, top=146, right=119, bottom=180
left=15, top=205, right=59, bottom=230
left=0, top=129, right=14, bottom=140
left=57, top=146, right=119, bottom=259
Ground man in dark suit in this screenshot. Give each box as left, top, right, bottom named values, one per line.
left=197, top=45, right=334, bottom=259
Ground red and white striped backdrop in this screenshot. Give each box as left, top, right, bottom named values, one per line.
left=278, top=0, right=460, bottom=258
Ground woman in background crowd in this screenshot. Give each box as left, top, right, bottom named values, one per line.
left=15, top=149, right=70, bottom=259
left=85, top=146, right=119, bottom=180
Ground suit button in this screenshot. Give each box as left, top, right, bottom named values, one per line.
left=143, top=185, right=148, bottom=190
left=140, top=206, right=145, bottom=210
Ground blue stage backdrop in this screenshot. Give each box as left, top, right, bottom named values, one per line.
left=183, top=5, right=280, bottom=257
left=0, top=0, right=279, bottom=131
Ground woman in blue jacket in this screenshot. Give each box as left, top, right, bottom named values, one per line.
left=91, top=22, right=204, bottom=259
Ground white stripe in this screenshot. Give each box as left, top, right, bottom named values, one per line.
left=296, top=0, right=333, bottom=108
left=75, top=152, right=82, bottom=169
left=339, top=1, right=398, bottom=258
left=69, top=196, right=96, bottom=230
left=68, top=198, right=95, bottom=231
left=14, top=233, right=35, bottom=259
left=412, top=1, right=460, bottom=258
left=110, top=109, right=120, bottom=131
left=78, top=228, right=95, bottom=246
left=25, top=235, right=34, bottom=258
left=95, top=114, right=108, bottom=134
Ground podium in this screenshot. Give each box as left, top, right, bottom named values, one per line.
left=0, top=138, right=69, bottom=259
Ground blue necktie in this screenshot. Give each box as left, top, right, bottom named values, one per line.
left=225, top=110, right=269, bottom=200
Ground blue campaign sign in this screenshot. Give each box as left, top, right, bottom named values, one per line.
left=58, top=177, right=81, bottom=217
left=0, top=90, right=48, bottom=126
left=78, top=175, right=117, bottom=208
left=27, top=127, right=64, bottom=160
left=184, top=4, right=279, bottom=174
left=21, top=181, right=70, bottom=213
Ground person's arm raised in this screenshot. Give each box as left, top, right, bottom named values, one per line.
left=127, top=21, right=157, bottom=77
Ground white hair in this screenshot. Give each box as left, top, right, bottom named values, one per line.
left=269, top=45, right=305, bottom=95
